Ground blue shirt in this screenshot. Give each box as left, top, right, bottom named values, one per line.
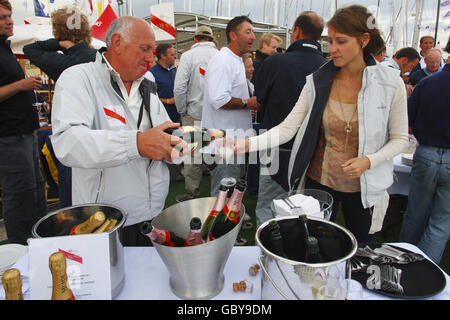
left=149, top=63, right=176, bottom=100
left=408, top=63, right=450, bottom=149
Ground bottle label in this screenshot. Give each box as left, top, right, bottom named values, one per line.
left=222, top=189, right=244, bottom=224
left=223, top=206, right=239, bottom=224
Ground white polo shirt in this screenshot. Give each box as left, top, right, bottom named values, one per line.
left=201, top=47, right=252, bottom=136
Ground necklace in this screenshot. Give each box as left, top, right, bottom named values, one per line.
left=335, top=80, right=358, bottom=153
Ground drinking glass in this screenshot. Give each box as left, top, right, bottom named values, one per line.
left=341, top=278, right=364, bottom=300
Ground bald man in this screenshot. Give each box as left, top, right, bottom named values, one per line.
left=51, top=17, right=185, bottom=245
left=408, top=48, right=443, bottom=87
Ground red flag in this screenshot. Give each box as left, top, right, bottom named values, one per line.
left=91, top=4, right=118, bottom=41
left=150, top=13, right=176, bottom=38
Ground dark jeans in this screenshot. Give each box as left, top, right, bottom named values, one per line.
left=305, top=177, right=374, bottom=244
left=57, top=163, right=72, bottom=208
left=0, top=132, right=47, bottom=244
left=246, top=122, right=263, bottom=195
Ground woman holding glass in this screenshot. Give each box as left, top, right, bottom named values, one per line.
left=231, top=5, right=409, bottom=243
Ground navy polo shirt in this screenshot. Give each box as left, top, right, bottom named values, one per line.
left=408, top=63, right=450, bottom=149
left=149, top=62, right=176, bottom=100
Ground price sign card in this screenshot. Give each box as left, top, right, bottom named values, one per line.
left=28, top=233, right=112, bottom=300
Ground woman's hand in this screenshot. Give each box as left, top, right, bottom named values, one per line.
left=217, top=138, right=249, bottom=155
left=341, top=156, right=371, bottom=179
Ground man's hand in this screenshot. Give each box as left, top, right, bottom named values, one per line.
left=137, top=121, right=188, bottom=162
left=0, top=76, right=42, bottom=103
left=246, top=96, right=261, bottom=110
left=18, top=76, right=42, bottom=91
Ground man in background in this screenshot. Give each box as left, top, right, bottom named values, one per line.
left=252, top=33, right=282, bottom=85
left=400, top=36, right=450, bottom=265
left=411, top=35, right=445, bottom=75
left=253, top=11, right=326, bottom=227
left=173, top=26, right=218, bottom=202
left=0, top=0, right=47, bottom=244
left=408, top=48, right=442, bottom=87
left=202, top=15, right=259, bottom=197
left=150, top=43, right=179, bottom=123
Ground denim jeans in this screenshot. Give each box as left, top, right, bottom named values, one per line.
left=255, top=173, right=288, bottom=228
left=400, top=145, right=450, bottom=264
left=0, top=132, right=47, bottom=244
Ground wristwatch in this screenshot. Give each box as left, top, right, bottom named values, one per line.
left=241, top=98, right=248, bottom=109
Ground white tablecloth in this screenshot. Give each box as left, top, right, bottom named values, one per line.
left=115, top=246, right=262, bottom=300
left=388, top=154, right=412, bottom=196
left=3, top=243, right=449, bottom=300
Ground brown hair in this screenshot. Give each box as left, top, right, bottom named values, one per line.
left=0, top=0, right=11, bottom=10
left=293, top=11, right=324, bottom=41
left=327, top=5, right=385, bottom=62
left=51, top=6, right=92, bottom=45
left=242, top=52, right=253, bottom=62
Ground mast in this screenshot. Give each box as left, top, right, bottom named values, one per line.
left=434, top=0, right=441, bottom=46
left=412, top=0, right=425, bottom=50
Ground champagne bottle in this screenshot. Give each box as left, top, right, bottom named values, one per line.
left=164, top=126, right=226, bottom=152
left=268, top=220, right=287, bottom=258
left=140, top=222, right=185, bottom=247
left=200, top=184, right=229, bottom=241
left=49, top=252, right=75, bottom=300
left=93, top=219, right=111, bottom=233
left=69, top=211, right=106, bottom=235
left=208, top=179, right=246, bottom=241
left=1, top=268, right=24, bottom=300
left=298, top=215, right=324, bottom=263
left=184, top=217, right=204, bottom=246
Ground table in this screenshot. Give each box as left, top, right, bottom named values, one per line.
left=115, top=246, right=262, bottom=300
left=3, top=244, right=449, bottom=300
left=388, top=154, right=412, bottom=196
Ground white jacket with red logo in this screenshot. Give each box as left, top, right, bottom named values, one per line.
left=173, top=41, right=218, bottom=120
left=51, top=52, right=171, bottom=226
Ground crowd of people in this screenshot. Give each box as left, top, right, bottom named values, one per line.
left=1, top=0, right=449, bottom=264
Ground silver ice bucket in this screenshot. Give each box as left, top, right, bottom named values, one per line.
left=151, top=197, right=245, bottom=299
left=256, top=216, right=357, bottom=300
left=32, top=203, right=127, bottom=299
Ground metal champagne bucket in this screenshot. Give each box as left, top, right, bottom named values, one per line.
left=32, top=203, right=127, bottom=299
left=151, top=197, right=245, bottom=299
left=256, top=216, right=357, bottom=300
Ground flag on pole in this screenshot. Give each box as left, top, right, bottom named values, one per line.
left=443, top=11, right=450, bottom=19
left=91, top=4, right=118, bottom=41
left=150, top=3, right=176, bottom=41
left=88, top=0, right=94, bottom=13
left=441, top=1, right=450, bottom=7
left=33, top=0, right=46, bottom=17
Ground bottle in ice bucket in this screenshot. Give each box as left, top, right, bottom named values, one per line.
left=268, top=220, right=288, bottom=258
left=164, top=126, right=226, bottom=152
left=1, top=268, right=24, bottom=300
left=298, top=215, right=324, bottom=263
left=184, top=217, right=205, bottom=246
left=200, top=183, right=230, bottom=241
left=49, top=252, right=75, bottom=300
left=140, top=221, right=185, bottom=247
left=208, top=179, right=246, bottom=241
left=220, top=176, right=237, bottom=198
left=69, top=210, right=106, bottom=235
